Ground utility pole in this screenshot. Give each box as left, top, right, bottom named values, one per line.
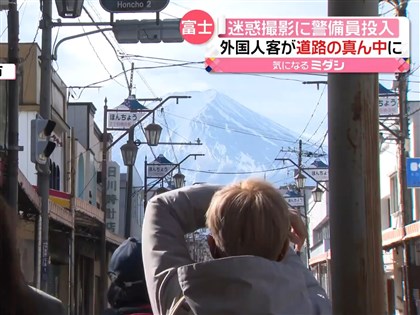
left=297, top=140, right=311, bottom=267
left=39, top=0, right=53, bottom=292
left=69, top=128, right=76, bottom=315
left=100, top=99, right=108, bottom=313
left=389, top=0, right=414, bottom=313
left=279, top=140, right=322, bottom=266
left=125, top=63, right=135, bottom=239
left=5, top=0, right=20, bottom=210
left=328, top=0, right=384, bottom=314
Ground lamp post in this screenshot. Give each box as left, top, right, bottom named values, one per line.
left=312, top=185, right=324, bottom=203
left=173, top=167, right=186, bottom=189
left=120, top=118, right=167, bottom=238
left=277, top=157, right=329, bottom=268
left=100, top=95, right=190, bottom=311
left=55, top=0, right=83, bottom=18
left=120, top=128, right=139, bottom=239
left=276, top=158, right=329, bottom=193
left=295, top=172, right=307, bottom=190
left=143, top=154, right=205, bottom=212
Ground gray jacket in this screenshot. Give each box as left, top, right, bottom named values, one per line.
left=27, top=286, right=66, bottom=315
left=142, top=184, right=332, bottom=315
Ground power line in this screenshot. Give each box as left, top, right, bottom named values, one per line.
left=296, top=84, right=327, bottom=142
left=180, top=165, right=293, bottom=175
left=82, top=6, right=130, bottom=91
left=163, top=111, right=307, bottom=144
left=305, top=112, right=328, bottom=144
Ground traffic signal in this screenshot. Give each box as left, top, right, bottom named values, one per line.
left=31, top=118, right=56, bottom=164
left=112, top=19, right=184, bottom=44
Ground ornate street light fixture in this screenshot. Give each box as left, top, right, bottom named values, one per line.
left=120, top=140, right=138, bottom=166
left=144, top=123, right=162, bottom=146
left=173, top=171, right=186, bottom=189
left=312, top=185, right=324, bottom=203
left=295, top=172, right=306, bottom=189
left=55, top=0, right=84, bottom=18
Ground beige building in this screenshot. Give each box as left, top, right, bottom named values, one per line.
left=0, top=43, right=123, bottom=315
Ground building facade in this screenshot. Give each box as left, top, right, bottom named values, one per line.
left=0, top=43, right=124, bottom=315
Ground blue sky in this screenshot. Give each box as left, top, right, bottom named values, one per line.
left=0, top=0, right=419, bottom=151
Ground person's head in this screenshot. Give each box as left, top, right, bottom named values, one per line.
left=205, top=178, right=290, bottom=262
left=107, top=237, right=150, bottom=308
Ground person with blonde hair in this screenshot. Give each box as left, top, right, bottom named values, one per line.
left=142, top=179, right=331, bottom=315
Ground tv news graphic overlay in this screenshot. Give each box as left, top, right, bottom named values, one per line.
left=179, top=12, right=410, bottom=73
left=0, top=63, right=16, bottom=80
left=180, top=10, right=215, bottom=44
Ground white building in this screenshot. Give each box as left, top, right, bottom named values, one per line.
left=307, top=100, right=420, bottom=314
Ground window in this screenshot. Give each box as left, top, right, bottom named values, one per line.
left=390, top=173, right=399, bottom=213
left=313, top=222, right=330, bottom=247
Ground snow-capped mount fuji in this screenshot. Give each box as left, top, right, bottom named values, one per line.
left=112, top=89, right=324, bottom=186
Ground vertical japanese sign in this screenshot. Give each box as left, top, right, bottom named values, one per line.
left=179, top=12, right=410, bottom=73
left=106, top=161, right=121, bottom=234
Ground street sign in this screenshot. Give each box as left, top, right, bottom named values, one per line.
left=304, top=168, right=329, bottom=182
left=379, top=95, right=399, bottom=116
left=285, top=196, right=304, bottom=207
left=99, top=0, right=169, bottom=13
left=147, top=163, right=175, bottom=178
left=107, top=110, right=147, bottom=129
left=406, top=158, right=420, bottom=188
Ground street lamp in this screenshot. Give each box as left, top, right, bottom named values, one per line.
left=144, top=154, right=205, bottom=212
left=55, top=0, right=84, bottom=18
left=173, top=170, right=186, bottom=188
left=312, top=185, right=324, bottom=203
left=120, top=139, right=138, bottom=166
left=145, top=123, right=162, bottom=146
left=295, top=172, right=306, bottom=189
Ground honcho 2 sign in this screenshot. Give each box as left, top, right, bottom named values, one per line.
left=100, top=0, right=169, bottom=13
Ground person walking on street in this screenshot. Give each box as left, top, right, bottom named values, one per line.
left=103, top=237, right=153, bottom=315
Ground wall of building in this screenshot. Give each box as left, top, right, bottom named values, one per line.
left=409, top=101, right=420, bottom=221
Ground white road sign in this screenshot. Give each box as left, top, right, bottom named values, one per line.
left=305, top=168, right=329, bottom=182
left=285, top=197, right=304, bottom=207
left=107, top=110, right=147, bottom=129
left=379, top=96, right=399, bottom=116
left=147, top=163, right=175, bottom=178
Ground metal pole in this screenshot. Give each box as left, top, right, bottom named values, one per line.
left=391, top=2, right=414, bottom=313
left=100, top=100, right=108, bottom=313
left=143, top=156, right=147, bottom=213
left=5, top=0, right=19, bottom=211
left=39, top=0, right=53, bottom=292
left=328, top=0, right=384, bottom=313
left=34, top=213, right=41, bottom=288
left=302, top=189, right=311, bottom=268
left=69, top=128, right=76, bottom=315
left=296, top=140, right=310, bottom=267
left=125, top=128, right=134, bottom=238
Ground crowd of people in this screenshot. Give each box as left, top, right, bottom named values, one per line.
left=1, top=178, right=331, bottom=315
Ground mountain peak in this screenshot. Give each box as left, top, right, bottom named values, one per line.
left=115, top=90, right=324, bottom=186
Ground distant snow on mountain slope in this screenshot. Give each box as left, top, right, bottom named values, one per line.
left=111, top=89, right=326, bottom=186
